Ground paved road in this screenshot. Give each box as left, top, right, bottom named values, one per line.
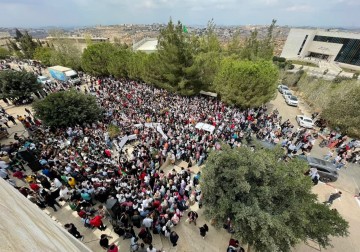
left=270, top=93, right=360, bottom=252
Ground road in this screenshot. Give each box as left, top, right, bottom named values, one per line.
left=270, top=92, right=360, bottom=252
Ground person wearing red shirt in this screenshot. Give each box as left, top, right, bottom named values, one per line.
left=107, top=244, right=119, bottom=252
left=90, top=215, right=107, bottom=230
left=29, top=183, right=40, bottom=191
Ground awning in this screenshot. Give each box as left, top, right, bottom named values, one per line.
left=200, top=90, right=217, bottom=97
left=195, top=122, right=215, bottom=134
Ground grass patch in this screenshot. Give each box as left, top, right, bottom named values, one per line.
left=288, top=60, right=318, bottom=68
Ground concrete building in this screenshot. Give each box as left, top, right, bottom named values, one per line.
left=46, top=36, right=109, bottom=52
left=281, top=28, right=360, bottom=71
left=0, top=178, right=91, bottom=252
left=132, top=37, right=158, bottom=53
left=0, top=32, right=11, bottom=49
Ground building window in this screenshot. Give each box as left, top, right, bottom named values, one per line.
left=297, top=35, right=308, bottom=55
left=313, top=35, right=360, bottom=66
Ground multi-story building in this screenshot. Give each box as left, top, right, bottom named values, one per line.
left=281, top=28, right=360, bottom=70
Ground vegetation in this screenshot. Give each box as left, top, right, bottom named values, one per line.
left=33, top=47, right=54, bottom=66
left=81, top=42, right=116, bottom=76
left=286, top=72, right=360, bottom=137
left=290, top=60, right=318, bottom=68
left=8, top=29, right=40, bottom=59
left=0, top=70, right=42, bottom=99
left=33, top=90, right=103, bottom=128
left=202, top=144, right=349, bottom=252
left=213, top=59, right=279, bottom=107
left=0, top=47, right=10, bottom=59
left=108, top=124, right=121, bottom=138
left=147, top=19, right=203, bottom=95
left=79, top=19, right=278, bottom=106
left=322, top=84, right=360, bottom=136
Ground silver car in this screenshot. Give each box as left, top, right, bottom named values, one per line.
left=278, top=85, right=289, bottom=94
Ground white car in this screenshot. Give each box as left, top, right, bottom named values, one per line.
left=282, top=90, right=292, bottom=99
left=37, top=76, right=52, bottom=85
left=296, top=115, right=314, bottom=128
left=285, top=95, right=299, bottom=106
left=278, top=85, right=289, bottom=94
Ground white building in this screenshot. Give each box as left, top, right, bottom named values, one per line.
left=132, top=38, right=158, bottom=53
left=281, top=28, right=360, bottom=70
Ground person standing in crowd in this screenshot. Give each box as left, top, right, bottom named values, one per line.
left=43, top=190, right=61, bottom=212
left=187, top=211, right=198, bottom=225
left=90, top=215, right=107, bottom=230
left=64, top=223, right=84, bottom=240
left=25, top=108, right=32, bottom=116
left=146, top=244, right=157, bottom=252
left=199, top=224, right=209, bottom=239
left=6, top=114, right=17, bottom=125
left=169, top=231, right=179, bottom=247
left=107, top=244, right=119, bottom=252
left=99, top=234, right=112, bottom=249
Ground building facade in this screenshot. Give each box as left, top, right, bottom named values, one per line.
left=132, top=37, right=158, bottom=53
left=281, top=28, right=360, bottom=70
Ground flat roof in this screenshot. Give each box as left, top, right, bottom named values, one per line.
left=135, top=39, right=158, bottom=51
left=49, top=65, right=72, bottom=72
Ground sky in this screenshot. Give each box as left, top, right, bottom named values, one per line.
left=0, top=0, right=359, bottom=28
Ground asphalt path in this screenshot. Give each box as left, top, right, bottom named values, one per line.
left=269, top=92, right=360, bottom=195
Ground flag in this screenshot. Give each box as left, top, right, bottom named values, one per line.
left=183, top=25, right=188, bottom=33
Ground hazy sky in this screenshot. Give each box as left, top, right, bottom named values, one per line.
left=0, top=0, right=358, bottom=28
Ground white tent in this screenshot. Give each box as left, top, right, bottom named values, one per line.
left=195, top=123, right=216, bottom=134
left=200, top=90, right=218, bottom=97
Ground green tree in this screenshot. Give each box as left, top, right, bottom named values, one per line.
left=33, top=90, right=103, bottom=128
left=33, top=46, right=54, bottom=66
left=82, top=42, right=116, bottom=76
left=0, top=70, right=42, bottom=99
left=107, top=46, right=131, bottom=78
left=322, top=84, right=360, bottom=136
left=9, top=29, right=39, bottom=59
left=151, top=19, right=202, bottom=95
left=213, top=58, right=279, bottom=107
left=194, top=19, right=222, bottom=89
left=48, top=30, right=82, bottom=70
left=127, top=51, right=150, bottom=81
left=228, top=20, right=276, bottom=61
left=0, top=47, right=10, bottom=59
left=202, top=144, right=349, bottom=252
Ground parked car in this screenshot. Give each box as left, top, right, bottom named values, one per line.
left=285, top=95, right=299, bottom=106
left=37, top=76, right=52, bottom=85
left=282, top=90, right=293, bottom=99
left=298, top=155, right=339, bottom=182
left=296, top=115, right=314, bottom=128
left=277, top=85, right=289, bottom=94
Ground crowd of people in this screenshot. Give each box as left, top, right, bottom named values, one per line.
left=0, top=59, right=358, bottom=251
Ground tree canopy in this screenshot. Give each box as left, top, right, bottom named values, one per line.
left=8, top=29, right=40, bottom=59
left=322, top=84, right=360, bottom=136
left=0, top=47, right=10, bottom=59
left=82, top=42, right=116, bottom=76
left=33, top=90, right=103, bottom=128
left=149, top=19, right=203, bottom=95
left=0, top=70, right=42, bottom=99
left=33, top=46, right=54, bottom=66
left=213, top=59, right=278, bottom=107
left=202, top=144, right=349, bottom=252
left=201, top=145, right=348, bottom=252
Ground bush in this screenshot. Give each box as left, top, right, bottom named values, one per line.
left=33, top=89, right=103, bottom=128
left=0, top=70, right=42, bottom=99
